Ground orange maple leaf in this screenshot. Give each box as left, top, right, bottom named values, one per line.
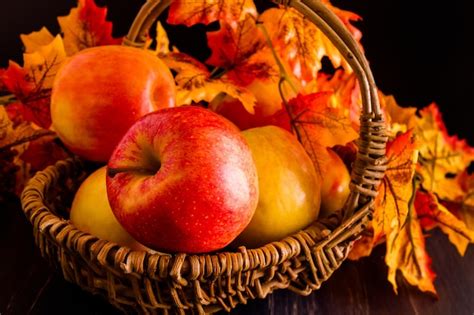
left=415, top=190, right=474, bottom=256
left=19, top=134, right=68, bottom=172
left=259, top=6, right=358, bottom=83
left=225, top=48, right=280, bottom=87
left=58, top=0, right=122, bottom=55
left=280, top=92, right=358, bottom=178
left=373, top=130, right=418, bottom=241
left=167, top=0, right=257, bottom=27
left=416, top=104, right=474, bottom=200
left=206, top=16, right=265, bottom=70
left=380, top=93, right=417, bottom=136
left=1, top=35, right=66, bottom=128
left=306, top=70, right=360, bottom=129
left=385, top=201, right=437, bottom=295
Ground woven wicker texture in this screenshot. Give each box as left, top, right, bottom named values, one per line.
left=21, top=0, right=388, bottom=313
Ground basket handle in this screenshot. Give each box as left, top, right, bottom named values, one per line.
left=123, top=0, right=388, bottom=224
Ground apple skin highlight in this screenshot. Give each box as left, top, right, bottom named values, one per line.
left=106, top=106, right=259, bottom=253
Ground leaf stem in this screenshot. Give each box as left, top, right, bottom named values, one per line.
left=0, top=130, right=56, bottom=152
left=0, top=94, right=17, bottom=105
left=256, top=23, right=298, bottom=94
left=209, top=67, right=227, bottom=80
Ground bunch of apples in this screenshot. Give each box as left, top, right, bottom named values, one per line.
left=56, top=45, right=351, bottom=253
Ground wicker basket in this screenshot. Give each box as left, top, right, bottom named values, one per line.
left=20, top=0, right=388, bottom=313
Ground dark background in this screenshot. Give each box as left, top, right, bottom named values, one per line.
left=0, top=0, right=473, bottom=144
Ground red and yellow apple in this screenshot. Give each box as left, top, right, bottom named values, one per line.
left=70, top=167, right=146, bottom=250
left=51, top=45, right=176, bottom=162
left=106, top=106, right=259, bottom=253
left=235, top=126, right=321, bottom=248
left=319, top=148, right=351, bottom=217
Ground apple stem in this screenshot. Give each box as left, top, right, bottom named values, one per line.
left=107, top=166, right=158, bottom=178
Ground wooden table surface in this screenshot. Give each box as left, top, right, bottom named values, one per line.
left=1, top=198, right=473, bottom=315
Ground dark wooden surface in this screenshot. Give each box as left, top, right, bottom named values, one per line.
left=1, top=198, right=473, bottom=315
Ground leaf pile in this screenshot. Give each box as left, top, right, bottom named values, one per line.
left=1, top=0, right=473, bottom=296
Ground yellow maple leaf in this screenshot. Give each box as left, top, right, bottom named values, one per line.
left=415, top=104, right=474, bottom=200
left=155, top=22, right=170, bottom=55
left=380, top=93, right=417, bottom=136
left=385, top=201, right=437, bottom=295
left=23, top=35, right=67, bottom=90
left=161, top=53, right=256, bottom=112
left=20, top=27, right=54, bottom=54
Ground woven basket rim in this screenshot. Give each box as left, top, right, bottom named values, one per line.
left=22, top=158, right=369, bottom=280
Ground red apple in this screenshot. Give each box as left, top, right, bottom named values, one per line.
left=51, top=45, right=176, bottom=162
left=106, top=106, right=259, bottom=253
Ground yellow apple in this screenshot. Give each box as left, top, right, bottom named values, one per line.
left=236, top=126, right=321, bottom=248
left=70, top=167, right=146, bottom=250
left=320, top=148, right=351, bottom=217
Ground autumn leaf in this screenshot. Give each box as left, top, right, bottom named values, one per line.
left=58, top=0, right=122, bottom=55
left=321, top=0, right=362, bottom=42
left=167, top=0, right=257, bottom=27
left=288, top=92, right=358, bottom=146
left=380, top=93, right=417, bottom=136
left=225, top=48, right=280, bottom=87
left=206, top=16, right=265, bottom=69
left=20, top=27, right=54, bottom=53
left=278, top=92, right=358, bottom=178
left=373, top=131, right=418, bottom=241
left=348, top=234, right=375, bottom=260
left=20, top=135, right=68, bottom=171
left=259, top=7, right=357, bottom=83
left=161, top=52, right=256, bottom=111
left=416, top=104, right=474, bottom=200
left=306, top=70, right=360, bottom=128
left=0, top=106, right=55, bottom=153
left=440, top=171, right=474, bottom=249
left=415, top=190, right=474, bottom=256
left=155, top=22, right=171, bottom=55
left=453, top=172, right=474, bottom=232
left=1, top=35, right=66, bottom=128
left=0, top=106, right=56, bottom=196
left=385, top=202, right=437, bottom=295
